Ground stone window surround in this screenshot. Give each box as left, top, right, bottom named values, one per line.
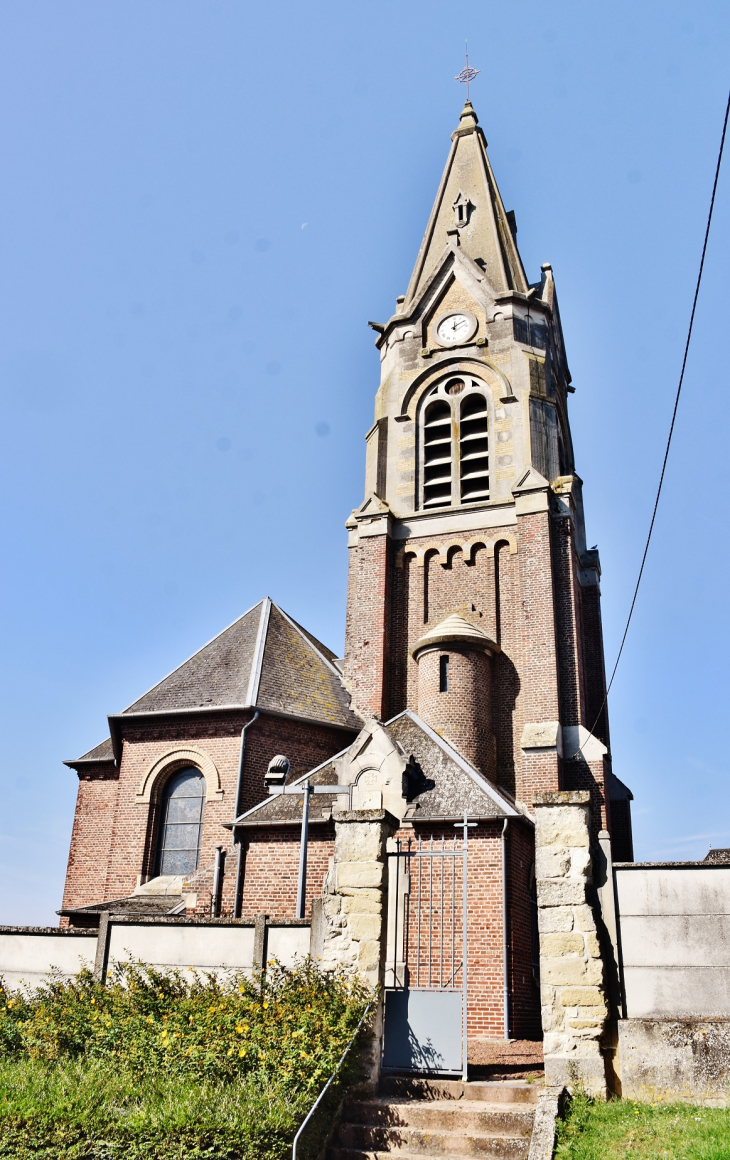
left=135, top=747, right=224, bottom=805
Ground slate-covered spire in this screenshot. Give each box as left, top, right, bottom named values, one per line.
left=404, top=101, right=529, bottom=307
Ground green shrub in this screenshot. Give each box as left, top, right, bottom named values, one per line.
left=0, top=959, right=369, bottom=1088
left=0, top=959, right=372, bottom=1160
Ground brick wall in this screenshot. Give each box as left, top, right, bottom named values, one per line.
left=343, top=529, right=391, bottom=719
left=62, top=710, right=355, bottom=921
left=415, top=646, right=494, bottom=777
left=236, top=826, right=335, bottom=919
left=60, top=766, right=119, bottom=921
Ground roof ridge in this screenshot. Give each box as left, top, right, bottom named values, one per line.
left=246, top=597, right=271, bottom=706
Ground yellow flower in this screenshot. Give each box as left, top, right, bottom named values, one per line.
left=262, top=1001, right=269, bottom=1009
left=239, top=1048, right=246, bottom=1057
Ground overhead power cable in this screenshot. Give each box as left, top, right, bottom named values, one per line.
left=572, top=88, right=730, bottom=760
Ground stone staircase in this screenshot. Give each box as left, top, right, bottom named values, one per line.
left=327, top=1075, right=540, bottom=1159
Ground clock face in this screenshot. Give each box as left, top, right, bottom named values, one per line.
left=436, top=311, right=476, bottom=345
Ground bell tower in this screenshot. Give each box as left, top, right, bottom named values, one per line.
left=343, top=101, right=617, bottom=835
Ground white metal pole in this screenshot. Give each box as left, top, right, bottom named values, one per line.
left=295, top=781, right=312, bottom=919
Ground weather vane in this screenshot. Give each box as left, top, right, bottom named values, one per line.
left=454, top=41, right=480, bottom=102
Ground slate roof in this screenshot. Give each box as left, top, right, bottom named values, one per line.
left=67, top=599, right=360, bottom=764
left=58, top=895, right=186, bottom=919
left=229, top=710, right=520, bottom=829
left=68, top=738, right=115, bottom=765
left=387, top=712, right=518, bottom=821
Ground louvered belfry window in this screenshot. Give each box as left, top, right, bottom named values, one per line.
left=420, top=376, right=489, bottom=509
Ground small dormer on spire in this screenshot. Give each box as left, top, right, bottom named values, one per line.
left=452, top=190, right=474, bottom=228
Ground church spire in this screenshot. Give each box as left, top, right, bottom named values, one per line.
left=404, top=101, right=529, bottom=308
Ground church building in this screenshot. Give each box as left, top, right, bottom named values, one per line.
left=59, top=100, right=633, bottom=1041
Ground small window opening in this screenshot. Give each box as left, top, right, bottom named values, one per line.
left=439, top=654, right=449, bottom=693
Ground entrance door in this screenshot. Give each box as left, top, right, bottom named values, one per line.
left=382, top=830, right=468, bottom=1078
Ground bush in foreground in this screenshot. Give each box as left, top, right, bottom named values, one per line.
left=0, top=960, right=371, bottom=1159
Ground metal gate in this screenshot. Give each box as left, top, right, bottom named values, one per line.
left=382, top=816, right=472, bottom=1078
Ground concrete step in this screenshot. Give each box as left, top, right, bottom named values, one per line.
left=378, top=1077, right=540, bottom=1105
left=327, top=1153, right=517, bottom=1160
left=333, top=1122, right=530, bottom=1157
left=345, top=1099, right=534, bottom=1137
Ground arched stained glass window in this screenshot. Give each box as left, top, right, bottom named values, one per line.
left=156, top=767, right=206, bottom=877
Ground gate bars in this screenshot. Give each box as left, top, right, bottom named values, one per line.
left=386, top=813, right=475, bottom=1079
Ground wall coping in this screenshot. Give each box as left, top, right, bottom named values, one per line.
left=0, top=926, right=97, bottom=937
left=533, top=791, right=589, bottom=805
left=614, top=861, right=730, bottom=870
left=333, top=808, right=400, bottom=826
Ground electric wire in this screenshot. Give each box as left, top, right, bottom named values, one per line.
left=571, top=88, right=730, bottom=760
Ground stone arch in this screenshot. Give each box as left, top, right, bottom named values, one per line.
left=135, top=746, right=224, bottom=804
left=399, top=356, right=514, bottom=420
left=407, top=533, right=517, bottom=569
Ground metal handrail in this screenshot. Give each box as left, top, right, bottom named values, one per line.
left=291, top=998, right=374, bottom=1160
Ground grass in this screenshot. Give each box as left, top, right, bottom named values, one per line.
left=0, top=960, right=372, bottom=1159
left=556, top=1092, right=730, bottom=1160
left=0, top=1056, right=308, bottom=1158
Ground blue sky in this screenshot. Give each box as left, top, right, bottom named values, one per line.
left=0, top=1, right=728, bottom=924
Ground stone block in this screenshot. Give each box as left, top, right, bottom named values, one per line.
left=336, top=861, right=384, bottom=890
left=338, top=887, right=383, bottom=903
left=573, top=904, right=597, bottom=932
left=536, top=848, right=570, bottom=879
left=542, top=957, right=603, bottom=987
left=541, top=932, right=585, bottom=956
left=341, top=893, right=383, bottom=915
left=348, top=914, right=383, bottom=942
left=545, top=1052, right=607, bottom=1099
left=357, top=940, right=381, bottom=970
left=618, top=1018, right=730, bottom=1104
left=584, top=932, right=602, bottom=959
left=568, top=846, right=592, bottom=877
left=335, top=822, right=386, bottom=863
left=537, top=879, right=585, bottom=907
left=538, top=907, right=574, bottom=934
left=543, top=1031, right=570, bottom=1055
left=536, top=806, right=590, bottom=848
left=560, top=987, right=607, bottom=1008
left=569, top=1020, right=603, bottom=1030
left=323, top=895, right=341, bottom=917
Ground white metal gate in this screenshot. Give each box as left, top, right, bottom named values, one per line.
left=382, top=816, right=472, bottom=1078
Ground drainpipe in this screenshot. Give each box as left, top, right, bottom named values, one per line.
left=233, top=710, right=260, bottom=918
left=211, top=845, right=225, bottom=917
left=501, top=817, right=510, bottom=1040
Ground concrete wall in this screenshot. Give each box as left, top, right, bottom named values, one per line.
left=0, top=918, right=310, bottom=990
left=615, top=865, right=730, bottom=1019
left=0, top=927, right=97, bottom=989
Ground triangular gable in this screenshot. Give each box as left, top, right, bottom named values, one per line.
left=385, top=709, right=521, bottom=819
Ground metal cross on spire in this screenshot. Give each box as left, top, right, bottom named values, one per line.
left=454, top=41, right=480, bottom=102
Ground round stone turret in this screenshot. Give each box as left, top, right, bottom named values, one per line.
left=411, top=614, right=498, bottom=777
